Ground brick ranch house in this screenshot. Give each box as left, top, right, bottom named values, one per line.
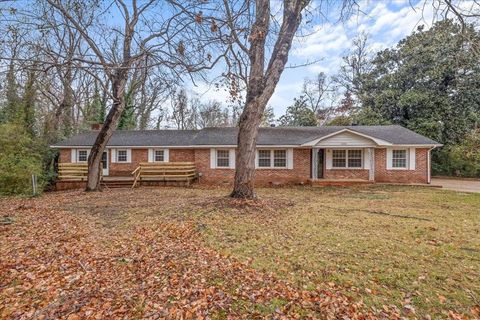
left=51, top=125, right=442, bottom=186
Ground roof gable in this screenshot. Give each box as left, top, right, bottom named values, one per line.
left=301, top=129, right=392, bottom=147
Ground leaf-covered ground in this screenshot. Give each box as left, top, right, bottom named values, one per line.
left=1, top=185, right=479, bottom=319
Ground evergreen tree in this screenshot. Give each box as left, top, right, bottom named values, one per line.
left=360, top=20, right=480, bottom=145
left=85, top=83, right=107, bottom=125
left=117, top=89, right=136, bottom=130
left=2, top=61, right=20, bottom=124
left=278, top=98, right=318, bottom=126
left=22, top=69, right=37, bottom=137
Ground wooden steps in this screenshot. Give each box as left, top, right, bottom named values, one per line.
left=101, top=179, right=134, bottom=189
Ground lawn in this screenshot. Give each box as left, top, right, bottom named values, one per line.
left=1, top=185, right=479, bottom=319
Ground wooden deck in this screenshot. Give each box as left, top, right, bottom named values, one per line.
left=56, top=162, right=198, bottom=189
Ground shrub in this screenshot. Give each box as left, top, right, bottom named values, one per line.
left=432, top=129, right=480, bottom=177
left=0, top=124, right=43, bottom=195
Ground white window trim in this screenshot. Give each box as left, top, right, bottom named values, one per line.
left=389, top=148, right=409, bottom=170
left=154, top=148, right=169, bottom=162
left=255, top=149, right=292, bottom=169
left=76, top=149, right=90, bottom=163
left=216, top=149, right=231, bottom=168
left=210, top=148, right=235, bottom=169
left=115, top=149, right=131, bottom=163
left=331, top=149, right=363, bottom=170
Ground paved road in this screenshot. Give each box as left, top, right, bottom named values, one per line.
left=432, top=178, right=480, bottom=193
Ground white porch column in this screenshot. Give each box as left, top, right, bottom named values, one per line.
left=311, top=148, right=319, bottom=180
left=368, top=147, right=375, bottom=181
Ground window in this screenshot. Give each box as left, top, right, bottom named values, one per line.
left=257, top=150, right=288, bottom=168
left=216, top=150, right=230, bottom=167
left=332, top=150, right=346, bottom=168
left=392, top=149, right=407, bottom=168
left=273, top=150, right=287, bottom=167
left=154, top=150, right=164, bottom=162
left=348, top=150, right=362, bottom=168
left=117, top=150, right=127, bottom=162
left=332, top=149, right=362, bottom=168
left=258, top=150, right=272, bottom=167
left=77, top=150, right=88, bottom=162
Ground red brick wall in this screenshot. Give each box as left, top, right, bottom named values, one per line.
left=324, top=169, right=369, bottom=180
left=170, top=149, right=195, bottom=162
left=57, top=147, right=430, bottom=185
left=59, top=149, right=71, bottom=163
left=109, top=148, right=148, bottom=176
left=374, top=148, right=428, bottom=183
left=195, top=148, right=312, bottom=186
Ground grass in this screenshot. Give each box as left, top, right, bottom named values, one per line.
left=26, top=185, right=480, bottom=317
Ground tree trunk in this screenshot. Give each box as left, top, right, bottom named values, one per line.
left=86, top=72, right=127, bottom=191
left=231, top=0, right=306, bottom=199
left=230, top=99, right=265, bottom=198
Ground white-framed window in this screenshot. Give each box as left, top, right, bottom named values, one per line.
left=258, top=150, right=271, bottom=167
left=154, top=149, right=164, bottom=162
left=77, top=149, right=88, bottom=162
left=257, top=149, right=288, bottom=169
left=332, top=150, right=346, bottom=168
left=273, top=150, right=287, bottom=167
left=348, top=150, right=362, bottom=168
left=332, top=149, right=363, bottom=169
left=116, top=149, right=128, bottom=162
left=216, top=150, right=230, bottom=167
left=392, top=149, right=407, bottom=168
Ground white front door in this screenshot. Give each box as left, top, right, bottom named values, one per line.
left=102, top=151, right=109, bottom=176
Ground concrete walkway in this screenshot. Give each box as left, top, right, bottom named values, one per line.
left=431, top=178, right=480, bottom=193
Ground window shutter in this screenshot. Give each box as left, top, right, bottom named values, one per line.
left=148, top=149, right=153, bottom=162
left=325, top=149, right=332, bottom=169
left=229, top=149, right=235, bottom=169
left=363, top=148, right=370, bottom=170
left=164, top=149, right=169, bottom=162
left=210, top=149, right=216, bottom=169
left=71, top=149, right=76, bottom=163
left=386, top=148, right=392, bottom=170
left=409, top=148, right=416, bottom=170
left=111, top=149, right=116, bottom=163
left=255, top=150, right=259, bottom=169
left=126, top=149, right=132, bottom=163
left=287, top=148, right=294, bottom=169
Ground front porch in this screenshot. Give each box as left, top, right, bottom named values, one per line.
left=310, top=147, right=376, bottom=182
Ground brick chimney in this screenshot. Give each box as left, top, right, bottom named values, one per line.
left=91, top=123, right=102, bottom=130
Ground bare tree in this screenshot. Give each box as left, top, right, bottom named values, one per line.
left=171, top=88, right=192, bottom=130
left=332, top=32, right=372, bottom=102
left=197, top=100, right=230, bottom=128
left=46, top=0, right=206, bottom=191
left=228, top=0, right=312, bottom=198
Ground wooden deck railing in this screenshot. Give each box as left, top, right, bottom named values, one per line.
left=131, top=162, right=197, bottom=188
left=58, top=163, right=89, bottom=181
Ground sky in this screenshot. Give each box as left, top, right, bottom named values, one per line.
left=190, top=0, right=440, bottom=118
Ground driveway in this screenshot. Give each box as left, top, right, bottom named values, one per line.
left=432, top=178, right=480, bottom=193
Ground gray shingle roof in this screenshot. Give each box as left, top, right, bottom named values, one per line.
left=51, top=125, right=441, bottom=147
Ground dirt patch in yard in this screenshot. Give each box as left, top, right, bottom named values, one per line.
left=197, top=196, right=296, bottom=214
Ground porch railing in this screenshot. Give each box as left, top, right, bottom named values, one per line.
left=58, top=163, right=89, bottom=181
left=131, top=162, right=197, bottom=188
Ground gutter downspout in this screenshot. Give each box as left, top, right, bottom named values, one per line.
left=427, top=146, right=436, bottom=184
